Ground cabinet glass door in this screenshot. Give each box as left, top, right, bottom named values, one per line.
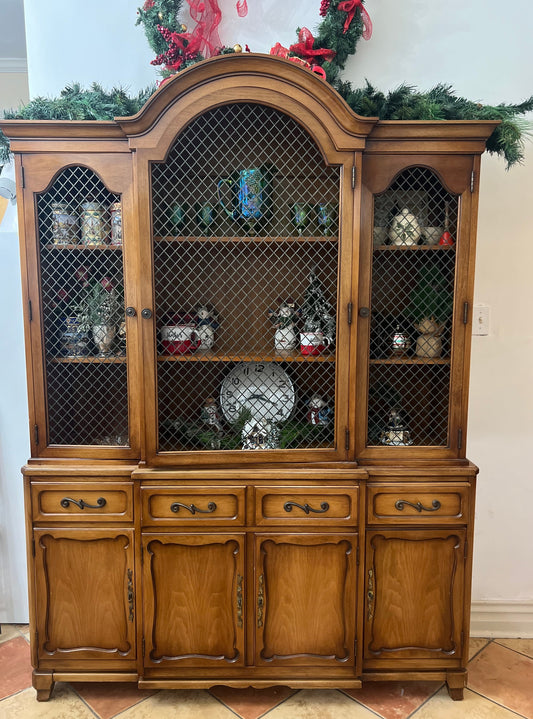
left=151, top=103, right=341, bottom=454
left=36, top=166, right=130, bottom=448
left=367, top=167, right=458, bottom=448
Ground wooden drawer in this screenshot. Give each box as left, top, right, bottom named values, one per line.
left=255, top=486, right=359, bottom=526
left=31, top=481, right=133, bottom=523
left=141, top=486, right=245, bottom=526
left=367, top=483, right=470, bottom=525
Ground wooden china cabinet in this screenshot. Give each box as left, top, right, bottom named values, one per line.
left=1, top=54, right=497, bottom=701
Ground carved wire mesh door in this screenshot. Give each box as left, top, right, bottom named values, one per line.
left=151, top=103, right=341, bottom=454
left=36, top=166, right=129, bottom=448
left=367, top=167, right=458, bottom=448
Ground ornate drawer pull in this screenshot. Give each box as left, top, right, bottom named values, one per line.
left=257, top=574, right=264, bottom=628
left=60, top=497, right=107, bottom=510
left=283, top=501, right=330, bottom=515
left=367, top=569, right=375, bottom=621
left=236, top=574, right=243, bottom=628
left=170, top=501, right=217, bottom=515
left=395, top=499, right=441, bottom=513
left=127, top=569, right=134, bottom=622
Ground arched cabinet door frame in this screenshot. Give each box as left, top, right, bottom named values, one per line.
left=126, top=54, right=376, bottom=466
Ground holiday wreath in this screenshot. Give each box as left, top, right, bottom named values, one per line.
left=1, top=0, right=531, bottom=167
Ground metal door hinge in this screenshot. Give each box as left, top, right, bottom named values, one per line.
left=470, top=170, right=475, bottom=193
left=142, top=638, right=145, bottom=657
left=464, top=540, right=468, bottom=560
left=356, top=546, right=360, bottom=566
left=345, top=428, right=350, bottom=451
left=347, top=302, right=353, bottom=325
left=21, top=166, right=25, bottom=189
left=463, top=302, right=469, bottom=325
left=34, top=424, right=39, bottom=445
left=458, top=428, right=463, bottom=450
left=140, top=546, right=144, bottom=566
left=28, top=299, right=32, bottom=321
left=351, top=165, right=356, bottom=189
left=35, top=630, right=38, bottom=647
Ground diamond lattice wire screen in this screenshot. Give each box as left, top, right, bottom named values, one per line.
left=152, top=103, right=340, bottom=452
left=37, top=166, right=128, bottom=446
left=368, top=167, right=458, bottom=447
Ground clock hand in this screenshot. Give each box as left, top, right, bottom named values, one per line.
left=247, top=393, right=274, bottom=403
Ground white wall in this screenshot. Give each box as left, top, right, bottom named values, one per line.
left=2, top=0, right=529, bottom=623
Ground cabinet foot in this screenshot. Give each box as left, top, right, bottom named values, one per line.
left=33, top=671, right=55, bottom=701
left=446, top=671, right=466, bottom=701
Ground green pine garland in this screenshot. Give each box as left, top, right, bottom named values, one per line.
left=1, top=1, right=531, bottom=168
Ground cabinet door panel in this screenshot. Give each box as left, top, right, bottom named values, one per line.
left=21, top=153, right=140, bottom=459
left=365, top=530, right=465, bottom=664
left=255, top=533, right=357, bottom=667
left=143, top=533, right=245, bottom=668
left=34, top=528, right=135, bottom=663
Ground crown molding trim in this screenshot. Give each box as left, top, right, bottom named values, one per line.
left=0, top=58, right=28, bottom=73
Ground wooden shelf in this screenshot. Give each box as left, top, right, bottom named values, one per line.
left=373, top=244, right=455, bottom=252
left=370, top=357, right=450, bottom=365
left=50, top=356, right=127, bottom=364
left=154, top=235, right=337, bottom=243
left=44, top=243, right=122, bottom=251
left=157, top=350, right=335, bottom=363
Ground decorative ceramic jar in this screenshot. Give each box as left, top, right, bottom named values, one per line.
left=81, top=202, right=109, bottom=246
left=389, top=207, right=421, bottom=246
left=51, top=203, right=78, bottom=245
left=109, top=202, right=122, bottom=246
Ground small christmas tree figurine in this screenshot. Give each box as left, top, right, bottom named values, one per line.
left=300, top=269, right=335, bottom=343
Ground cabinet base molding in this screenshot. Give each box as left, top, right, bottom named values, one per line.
left=139, top=678, right=363, bottom=690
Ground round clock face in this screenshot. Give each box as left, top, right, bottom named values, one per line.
left=220, top=362, right=295, bottom=424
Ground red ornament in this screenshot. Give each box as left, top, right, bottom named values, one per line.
left=438, top=231, right=455, bottom=246
left=289, top=27, right=336, bottom=64
left=338, top=0, right=372, bottom=39
left=143, top=0, right=155, bottom=9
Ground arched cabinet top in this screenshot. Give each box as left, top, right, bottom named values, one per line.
left=117, top=54, right=378, bottom=161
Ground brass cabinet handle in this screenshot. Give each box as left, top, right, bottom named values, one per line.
left=395, top=499, right=441, bottom=513
left=125, top=306, right=137, bottom=317
left=367, top=569, right=375, bottom=621
left=283, top=501, right=330, bottom=515
left=236, top=574, right=243, bottom=628
left=127, top=568, right=134, bottom=622
left=170, top=501, right=217, bottom=515
left=257, top=574, right=264, bottom=628
left=60, top=497, right=107, bottom=510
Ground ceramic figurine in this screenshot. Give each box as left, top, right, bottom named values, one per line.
left=195, top=304, right=220, bottom=351
left=201, top=397, right=223, bottom=434
left=268, top=298, right=298, bottom=352
left=414, top=317, right=444, bottom=358
left=307, top=393, right=332, bottom=426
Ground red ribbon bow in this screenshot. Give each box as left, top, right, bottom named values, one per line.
left=338, top=0, right=372, bottom=38
left=288, top=27, right=336, bottom=64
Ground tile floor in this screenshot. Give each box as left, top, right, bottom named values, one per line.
left=0, top=626, right=532, bottom=719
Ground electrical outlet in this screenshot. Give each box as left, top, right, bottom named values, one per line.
left=472, top=304, right=490, bottom=336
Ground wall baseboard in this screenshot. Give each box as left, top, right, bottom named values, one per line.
left=470, top=600, right=533, bottom=638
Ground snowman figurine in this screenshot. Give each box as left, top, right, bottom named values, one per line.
left=195, top=304, right=220, bottom=351
left=307, top=393, right=332, bottom=426
left=268, top=298, right=298, bottom=352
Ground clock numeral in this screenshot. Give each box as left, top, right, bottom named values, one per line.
left=231, top=377, right=241, bottom=386
left=225, top=390, right=234, bottom=398
left=255, top=364, right=265, bottom=373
